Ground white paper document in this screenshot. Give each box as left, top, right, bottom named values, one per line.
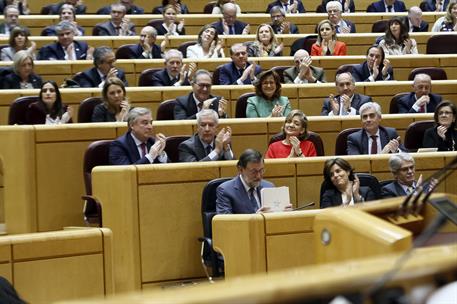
left=260, top=186, right=290, bottom=212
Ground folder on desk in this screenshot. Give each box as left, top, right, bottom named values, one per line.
left=261, top=186, right=290, bottom=212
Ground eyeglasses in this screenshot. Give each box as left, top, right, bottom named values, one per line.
left=195, top=83, right=212, bottom=89
left=246, top=168, right=265, bottom=176
left=438, top=111, right=453, bottom=116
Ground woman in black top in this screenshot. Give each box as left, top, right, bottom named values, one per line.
left=91, top=77, right=131, bottom=122
left=423, top=101, right=457, bottom=151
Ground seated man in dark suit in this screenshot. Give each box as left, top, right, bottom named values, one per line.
left=212, top=3, right=250, bottom=35
left=75, top=46, right=128, bottom=88
left=352, top=45, right=394, bottom=82
left=48, top=0, right=86, bottom=14
left=406, top=6, right=429, bottom=32
left=219, top=43, right=262, bottom=85
left=37, top=21, right=92, bottom=61
left=269, top=6, right=299, bottom=34
left=320, top=0, right=355, bottom=13
left=97, top=0, right=144, bottom=14
left=174, top=69, right=228, bottom=120
left=420, top=0, right=450, bottom=12
left=382, top=153, right=423, bottom=198
left=367, top=0, right=407, bottom=12
left=347, top=102, right=405, bottom=155
left=326, top=1, right=356, bottom=33
left=321, top=72, right=372, bottom=116
left=109, top=107, right=169, bottom=165
left=284, top=49, right=326, bottom=84
left=127, top=26, right=163, bottom=59
left=0, top=5, right=20, bottom=36
left=266, top=0, right=306, bottom=13
left=178, top=109, right=233, bottom=162
left=216, top=149, right=277, bottom=214
left=398, top=74, right=442, bottom=113
left=93, top=3, right=135, bottom=36
left=150, top=49, right=194, bottom=87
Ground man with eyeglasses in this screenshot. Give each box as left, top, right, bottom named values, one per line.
left=174, top=69, right=227, bottom=120
left=325, top=1, right=356, bottom=33
left=397, top=73, right=442, bottom=113
left=284, top=49, right=326, bottom=84
left=151, top=49, right=194, bottom=87
left=178, top=109, right=233, bottom=162
left=109, top=107, right=169, bottom=165
left=212, top=2, right=250, bottom=35
left=269, top=6, right=299, bottom=34
left=382, top=153, right=423, bottom=198
left=216, top=149, right=276, bottom=214
left=219, top=43, right=262, bottom=85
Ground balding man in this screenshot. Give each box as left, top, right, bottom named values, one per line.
left=325, top=1, right=356, bottom=33
left=284, top=49, right=326, bottom=84
left=212, top=3, right=249, bottom=35
left=127, top=26, right=163, bottom=59
left=93, top=3, right=135, bottom=36
left=406, top=6, right=429, bottom=32
left=397, top=74, right=442, bottom=113
left=97, top=0, right=144, bottom=14
left=219, top=43, right=262, bottom=85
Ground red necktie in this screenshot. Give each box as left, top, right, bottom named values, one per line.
left=419, top=104, right=425, bottom=113
left=140, top=143, right=147, bottom=157
left=370, top=135, right=378, bottom=154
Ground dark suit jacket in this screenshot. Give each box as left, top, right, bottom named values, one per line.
left=109, top=131, right=168, bottom=165
left=283, top=65, right=326, bottom=83
left=352, top=61, right=395, bottom=82
left=270, top=22, right=299, bottom=34
left=347, top=126, right=403, bottom=155
left=49, top=2, right=86, bottom=14
left=41, top=24, right=85, bottom=36
left=266, top=0, right=306, bottom=13
left=37, top=41, right=89, bottom=60
left=423, top=127, right=457, bottom=151
left=421, top=0, right=450, bottom=11
left=150, top=68, right=190, bottom=87
left=75, top=67, right=128, bottom=88
left=2, top=73, right=42, bottom=89
left=397, top=92, right=442, bottom=113
left=320, top=186, right=375, bottom=208
left=155, top=23, right=186, bottom=36
left=152, top=4, right=189, bottom=14
left=97, top=4, right=144, bottom=14
left=93, top=21, right=135, bottom=36
left=219, top=62, right=262, bottom=85
left=25, top=101, right=70, bottom=125
left=128, top=43, right=162, bottom=59
left=321, top=93, right=372, bottom=115
left=381, top=181, right=407, bottom=198
left=367, top=0, right=406, bottom=12
left=211, top=20, right=248, bottom=35
left=321, top=0, right=356, bottom=12
left=409, top=20, right=429, bottom=32
left=178, top=134, right=234, bottom=162
left=174, top=93, right=223, bottom=120
left=216, top=175, right=274, bottom=214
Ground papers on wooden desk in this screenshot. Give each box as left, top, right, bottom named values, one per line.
left=261, top=186, right=290, bottom=212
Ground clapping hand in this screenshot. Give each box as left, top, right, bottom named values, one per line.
left=271, top=104, right=284, bottom=117
left=381, top=59, right=391, bottom=78
left=218, top=97, right=228, bottom=117
left=437, top=125, right=448, bottom=140
left=288, top=136, right=302, bottom=157
left=61, top=106, right=73, bottom=123
left=381, top=136, right=401, bottom=153
left=149, top=133, right=166, bottom=159
left=329, top=94, right=340, bottom=115
left=241, top=24, right=250, bottom=35
left=273, top=42, right=284, bottom=55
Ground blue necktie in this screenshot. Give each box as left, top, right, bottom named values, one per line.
left=229, top=26, right=235, bottom=35
left=249, top=188, right=259, bottom=210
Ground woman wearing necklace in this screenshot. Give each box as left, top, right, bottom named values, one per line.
left=423, top=101, right=457, bottom=151
left=2, top=50, right=42, bottom=89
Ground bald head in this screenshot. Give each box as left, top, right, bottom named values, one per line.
left=413, top=73, right=432, bottom=98
left=408, top=6, right=423, bottom=27
left=293, top=49, right=310, bottom=67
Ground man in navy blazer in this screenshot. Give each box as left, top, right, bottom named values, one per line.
left=93, top=4, right=135, bottom=36
left=382, top=153, right=422, bottom=198
left=37, top=21, right=91, bottom=61
left=75, top=46, right=128, bottom=88
left=406, top=7, right=429, bottom=32
left=149, top=49, right=193, bottom=87
left=347, top=102, right=405, bottom=155
left=266, top=0, right=306, bottom=13
left=212, top=3, right=249, bottom=35
left=326, top=1, right=356, bottom=33
left=321, top=72, right=372, bottom=116
left=216, top=149, right=276, bottom=214
left=219, top=44, right=262, bottom=85
left=0, top=5, right=20, bottom=36
left=97, top=0, right=144, bottom=14
left=352, top=46, right=394, bottom=83
left=109, top=107, right=169, bottom=165
left=269, top=6, right=299, bottom=34
left=367, top=0, right=406, bottom=12
left=125, top=26, right=162, bottom=59
left=48, top=0, right=86, bottom=14
left=421, top=0, right=450, bottom=11
left=397, top=74, right=442, bottom=114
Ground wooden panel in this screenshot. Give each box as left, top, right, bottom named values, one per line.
left=266, top=233, right=315, bottom=271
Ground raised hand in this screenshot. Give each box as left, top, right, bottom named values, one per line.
left=177, top=19, right=185, bottom=32
left=218, top=97, right=228, bottom=117
left=288, top=136, right=302, bottom=157
left=329, top=94, right=340, bottom=115
left=381, top=58, right=391, bottom=78
left=437, top=125, right=447, bottom=140
left=352, top=175, right=362, bottom=201
left=241, top=24, right=250, bottom=35
left=280, top=21, right=290, bottom=34
left=61, top=106, right=73, bottom=123
left=222, top=126, right=232, bottom=149
left=271, top=104, right=284, bottom=117
left=382, top=136, right=401, bottom=153
left=341, top=94, right=351, bottom=113
left=202, top=97, right=217, bottom=109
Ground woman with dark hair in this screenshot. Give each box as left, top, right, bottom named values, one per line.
left=246, top=70, right=291, bottom=118
left=26, top=81, right=72, bottom=124
left=152, top=0, right=189, bottom=14
left=41, top=4, right=85, bottom=36
left=432, top=0, right=457, bottom=31
left=1, top=26, right=35, bottom=61
left=352, top=45, right=394, bottom=82
left=245, top=24, right=283, bottom=57
left=321, top=158, right=376, bottom=208
left=311, top=19, right=347, bottom=56
left=91, top=77, right=131, bottom=122
left=378, top=17, right=418, bottom=55
left=423, top=101, right=457, bottom=151
left=186, top=24, right=224, bottom=58
left=2, top=50, right=42, bottom=89
left=155, top=4, right=185, bottom=36
left=265, top=109, right=317, bottom=158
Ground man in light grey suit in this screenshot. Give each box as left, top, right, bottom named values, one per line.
left=178, top=109, right=234, bottom=162
left=381, top=153, right=423, bottom=198
left=283, top=49, right=326, bottom=84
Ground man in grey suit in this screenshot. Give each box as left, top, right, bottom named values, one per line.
left=347, top=102, right=404, bottom=155
left=216, top=149, right=276, bottom=214
left=0, top=5, right=19, bottom=36
left=321, top=72, right=372, bottom=116
left=178, top=109, right=234, bottom=162
left=382, top=153, right=423, bottom=198
left=284, top=49, right=326, bottom=84
left=93, top=3, right=135, bottom=36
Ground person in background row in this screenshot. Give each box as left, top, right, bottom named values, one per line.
left=47, top=0, right=86, bottom=15
left=212, top=2, right=249, bottom=35
left=155, top=4, right=185, bottom=36
left=269, top=6, right=299, bottom=34
left=0, top=5, right=20, bottom=36
left=265, top=109, right=317, bottom=158
left=26, top=81, right=72, bottom=125
left=367, top=0, right=406, bottom=12
left=219, top=43, right=262, bottom=85
left=152, top=0, right=189, bottom=14
left=92, top=77, right=130, bottom=123
left=320, top=0, right=355, bottom=13
left=432, top=0, right=457, bottom=31
left=381, top=153, right=423, bottom=198
left=41, top=4, right=85, bottom=36
left=326, top=1, right=356, bottom=33
left=321, top=72, right=372, bottom=116
left=245, top=24, right=283, bottom=57
left=212, top=0, right=241, bottom=14
left=150, top=49, right=194, bottom=86
left=311, top=19, right=347, bottom=56
left=2, top=50, right=42, bottom=89
left=1, top=26, right=35, bottom=61
left=351, top=45, right=394, bottom=82
left=378, top=17, right=418, bottom=55
left=187, top=24, right=224, bottom=59
left=422, top=0, right=450, bottom=12
left=93, top=3, right=136, bottom=36
left=127, top=26, right=164, bottom=59
left=284, top=49, right=326, bottom=84
left=0, top=0, right=29, bottom=15
left=423, top=101, right=457, bottom=151
left=246, top=69, right=291, bottom=118
left=178, top=109, right=233, bottom=162
left=397, top=73, right=442, bottom=113
left=266, top=0, right=306, bottom=13
left=406, top=6, right=429, bottom=32
left=109, top=107, right=169, bottom=165
left=97, top=0, right=144, bottom=14
left=320, top=158, right=376, bottom=208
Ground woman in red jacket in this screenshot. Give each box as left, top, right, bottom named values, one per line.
left=311, top=19, right=347, bottom=56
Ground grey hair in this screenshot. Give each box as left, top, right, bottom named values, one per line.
left=191, top=69, right=212, bottom=84
left=127, top=107, right=152, bottom=127
left=413, top=73, right=431, bottom=84
left=359, top=102, right=382, bottom=118
left=269, top=5, right=286, bottom=16
left=164, top=49, right=183, bottom=62
left=197, top=109, right=219, bottom=125
left=55, top=20, right=77, bottom=34
left=222, top=2, right=237, bottom=14
left=141, top=26, right=158, bottom=38
left=389, top=153, right=415, bottom=173
left=13, top=50, right=33, bottom=74
left=335, top=72, right=354, bottom=84
left=4, top=5, right=18, bottom=17
left=326, top=1, right=343, bottom=11
left=111, top=3, right=126, bottom=13
left=93, top=46, right=113, bottom=67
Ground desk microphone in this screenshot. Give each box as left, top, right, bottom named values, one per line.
left=293, top=202, right=315, bottom=210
